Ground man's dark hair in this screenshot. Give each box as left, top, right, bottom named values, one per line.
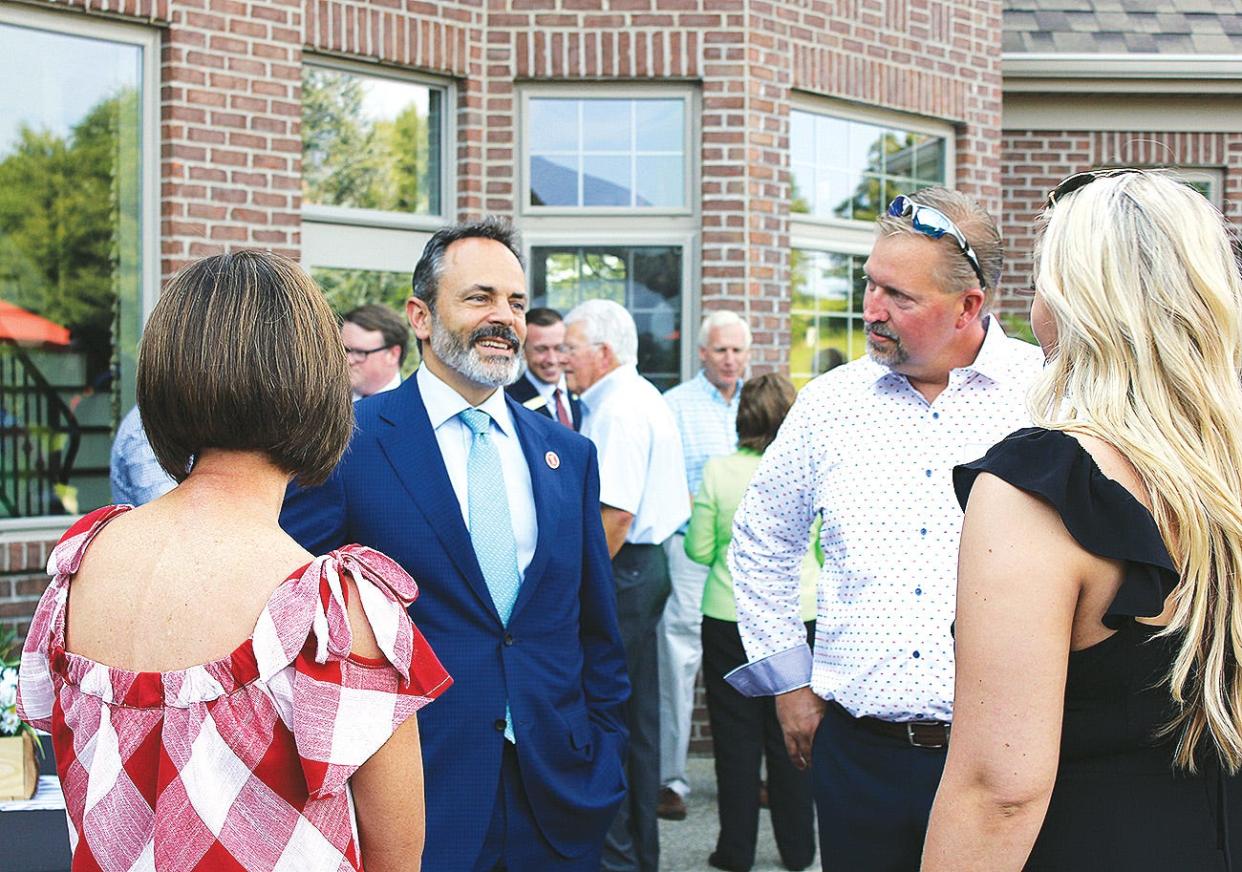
left=343, top=303, right=410, bottom=365
left=411, top=217, right=523, bottom=311
left=525, top=307, right=563, bottom=328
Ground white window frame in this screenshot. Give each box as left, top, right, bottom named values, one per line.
left=518, top=84, right=700, bottom=382
left=0, top=4, right=160, bottom=536
left=300, top=56, right=455, bottom=233
left=519, top=84, right=699, bottom=218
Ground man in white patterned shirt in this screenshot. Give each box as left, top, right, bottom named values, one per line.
left=657, top=309, right=750, bottom=822
left=726, top=188, right=1044, bottom=871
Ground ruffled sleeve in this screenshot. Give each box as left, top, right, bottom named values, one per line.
left=954, top=427, right=1179, bottom=628
left=261, top=545, right=451, bottom=799
left=18, top=506, right=130, bottom=729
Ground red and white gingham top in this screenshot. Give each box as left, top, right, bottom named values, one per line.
left=17, top=505, right=452, bottom=871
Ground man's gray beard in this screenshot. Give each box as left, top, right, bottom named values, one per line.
left=864, top=328, right=907, bottom=368
left=429, top=315, right=523, bottom=388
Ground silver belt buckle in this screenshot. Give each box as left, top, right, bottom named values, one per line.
left=906, top=721, right=948, bottom=749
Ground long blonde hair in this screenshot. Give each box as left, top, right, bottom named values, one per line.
left=1031, top=171, right=1242, bottom=772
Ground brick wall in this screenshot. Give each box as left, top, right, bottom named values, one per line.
left=4, top=0, right=1004, bottom=755
left=999, top=128, right=1242, bottom=319
left=0, top=539, right=57, bottom=639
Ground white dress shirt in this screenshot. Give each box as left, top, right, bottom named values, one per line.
left=417, top=365, right=538, bottom=577
left=522, top=370, right=572, bottom=419
left=727, top=317, right=1044, bottom=722
left=580, top=364, right=690, bottom=546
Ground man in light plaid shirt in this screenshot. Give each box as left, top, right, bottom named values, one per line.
left=110, top=405, right=175, bottom=506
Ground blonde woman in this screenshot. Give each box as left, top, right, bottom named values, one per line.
left=923, top=170, right=1242, bottom=870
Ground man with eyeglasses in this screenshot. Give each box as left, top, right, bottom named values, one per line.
left=341, top=303, right=409, bottom=400
left=506, top=307, right=582, bottom=430
left=725, top=187, right=1044, bottom=871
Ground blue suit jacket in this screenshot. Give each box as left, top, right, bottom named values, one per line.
left=280, top=374, right=629, bottom=867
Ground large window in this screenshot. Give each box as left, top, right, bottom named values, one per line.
left=530, top=246, right=683, bottom=389
left=300, top=60, right=450, bottom=362
left=789, top=102, right=953, bottom=385
left=527, top=98, right=687, bottom=210
left=301, top=63, right=445, bottom=223
left=520, top=87, right=698, bottom=386
left=0, top=9, right=156, bottom=521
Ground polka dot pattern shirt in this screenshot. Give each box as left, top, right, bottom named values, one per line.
left=728, top=318, right=1044, bottom=722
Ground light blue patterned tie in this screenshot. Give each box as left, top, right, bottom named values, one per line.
left=459, top=407, right=521, bottom=741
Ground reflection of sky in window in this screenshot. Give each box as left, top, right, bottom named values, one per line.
left=0, top=23, right=141, bottom=154
left=357, top=76, right=430, bottom=122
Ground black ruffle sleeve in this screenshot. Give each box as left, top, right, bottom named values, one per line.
left=954, top=427, right=1179, bottom=629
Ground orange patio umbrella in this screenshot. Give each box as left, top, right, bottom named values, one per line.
left=0, top=300, right=71, bottom=347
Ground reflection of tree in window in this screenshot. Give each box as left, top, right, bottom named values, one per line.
left=301, top=68, right=440, bottom=214
left=0, top=81, right=142, bottom=517
left=530, top=245, right=682, bottom=389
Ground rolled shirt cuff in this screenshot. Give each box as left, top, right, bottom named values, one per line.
left=724, top=645, right=813, bottom=698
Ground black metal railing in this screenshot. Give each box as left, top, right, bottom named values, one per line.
left=0, top=347, right=81, bottom=518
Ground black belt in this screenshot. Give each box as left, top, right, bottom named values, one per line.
left=832, top=701, right=951, bottom=749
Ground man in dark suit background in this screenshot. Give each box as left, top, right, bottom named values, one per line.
left=281, top=219, right=629, bottom=871
left=506, top=307, right=582, bottom=430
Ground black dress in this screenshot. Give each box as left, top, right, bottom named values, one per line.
left=954, top=427, right=1242, bottom=872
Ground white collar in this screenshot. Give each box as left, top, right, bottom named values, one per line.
left=417, top=365, right=516, bottom=438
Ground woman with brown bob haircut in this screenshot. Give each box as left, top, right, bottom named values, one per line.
left=686, top=372, right=820, bottom=872
left=17, top=251, right=451, bottom=871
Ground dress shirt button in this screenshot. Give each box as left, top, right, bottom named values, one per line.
left=920, top=527, right=927, bottom=536
left=503, top=633, right=515, bottom=647
left=494, top=719, right=507, bottom=732
left=932, top=412, right=940, bottom=420
left=925, top=469, right=932, bottom=478
left=915, top=587, right=922, bottom=596
left=912, top=650, right=921, bottom=659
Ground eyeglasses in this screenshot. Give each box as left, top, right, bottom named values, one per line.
left=344, top=343, right=392, bottom=362
left=886, top=195, right=987, bottom=291
left=1045, top=167, right=1141, bottom=209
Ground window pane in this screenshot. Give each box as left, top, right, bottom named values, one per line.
left=794, top=109, right=947, bottom=226
left=582, top=156, right=632, bottom=207
left=915, top=139, right=945, bottom=182
left=311, top=268, right=421, bottom=377
left=635, top=100, right=683, bottom=152
left=529, top=99, right=579, bottom=152
left=530, top=153, right=579, bottom=207
left=634, top=155, right=683, bottom=208
left=0, top=21, right=145, bottom=519
left=817, top=168, right=853, bottom=221
left=791, top=162, right=814, bottom=214
left=527, top=96, right=686, bottom=211
left=582, top=100, right=632, bottom=152
left=530, top=246, right=682, bottom=389
left=790, top=110, right=815, bottom=165
left=302, top=66, right=442, bottom=215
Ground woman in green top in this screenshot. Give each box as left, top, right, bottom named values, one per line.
left=686, top=372, right=818, bottom=872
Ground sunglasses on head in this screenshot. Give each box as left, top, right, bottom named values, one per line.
left=886, top=195, right=987, bottom=291
left=1045, top=167, right=1142, bottom=209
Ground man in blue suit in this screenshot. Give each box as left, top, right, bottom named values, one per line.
left=281, top=218, right=629, bottom=871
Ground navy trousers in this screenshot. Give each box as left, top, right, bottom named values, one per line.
left=813, top=702, right=948, bottom=872
left=602, top=542, right=671, bottom=872
left=475, top=744, right=601, bottom=871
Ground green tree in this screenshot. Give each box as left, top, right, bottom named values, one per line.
left=301, top=69, right=383, bottom=209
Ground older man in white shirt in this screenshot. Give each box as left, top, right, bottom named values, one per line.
left=727, top=188, right=1044, bottom=872
left=563, top=299, right=689, bottom=872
